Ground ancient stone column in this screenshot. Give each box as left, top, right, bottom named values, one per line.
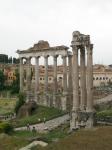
left=61, top=55, right=67, bottom=110
left=44, top=56, right=48, bottom=93
left=72, top=46, right=80, bottom=111
left=68, top=52, right=73, bottom=93
left=44, top=55, right=49, bottom=106
left=20, top=58, right=24, bottom=92
left=86, top=44, right=93, bottom=112
left=68, top=52, right=73, bottom=111
left=53, top=55, right=58, bottom=107
left=35, top=56, right=40, bottom=103
left=86, top=44, right=94, bottom=128
left=80, top=47, right=86, bottom=111
left=70, top=45, right=79, bottom=130
left=62, top=55, right=67, bottom=94
left=26, top=57, right=31, bottom=102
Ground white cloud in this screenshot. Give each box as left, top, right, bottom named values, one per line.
left=0, top=0, right=112, bottom=64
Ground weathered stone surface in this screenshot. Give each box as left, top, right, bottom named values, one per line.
left=71, top=31, right=94, bottom=130
left=17, top=101, right=37, bottom=118
left=71, top=31, right=90, bottom=46
left=33, top=40, right=50, bottom=50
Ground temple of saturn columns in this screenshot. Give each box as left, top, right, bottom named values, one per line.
left=17, top=31, right=95, bottom=129
left=17, top=40, right=72, bottom=111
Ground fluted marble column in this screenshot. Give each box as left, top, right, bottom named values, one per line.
left=35, top=56, right=40, bottom=102
left=86, top=44, right=93, bottom=112
left=20, top=58, right=24, bottom=92
left=80, top=47, right=86, bottom=110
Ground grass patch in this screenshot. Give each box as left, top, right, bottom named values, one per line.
left=11, top=106, right=66, bottom=127
left=0, top=99, right=16, bottom=115
left=97, top=109, right=112, bottom=117
left=0, top=133, right=28, bottom=150
left=13, top=130, right=40, bottom=138
left=1, top=125, right=112, bottom=150
left=37, top=126, right=112, bottom=150
left=97, top=109, right=112, bottom=122
left=0, top=123, right=69, bottom=150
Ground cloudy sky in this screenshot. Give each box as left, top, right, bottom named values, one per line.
left=0, top=0, right=112, bottom=65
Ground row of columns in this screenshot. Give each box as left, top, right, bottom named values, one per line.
left=71, top=44, right=94, bottom=129
left=20, top=55, right=73, bottom=104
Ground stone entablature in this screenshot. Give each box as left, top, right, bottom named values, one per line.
left=17, top=40, right=72, bottom=111
left=17, top=41, right=69, bottom=58
left=71, top=31, right=90, bottom=47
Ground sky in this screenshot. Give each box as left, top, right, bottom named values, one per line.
left=0, top=0, right=112, bottom=65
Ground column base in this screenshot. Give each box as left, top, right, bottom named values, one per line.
left=85, top=111, right=96, bottom=128
left=70, top=110, right=96, bottom=130
left=53, top=93, right=57, bottom=108
left=78, top=110, right=96, bottom=128
left=43, top=92, right=50, bottom=107
left=34, top=92, right=40, bottom=104
left=70, top=111, right=79, bottom=130
left=61, top=93, right=68, bottom=111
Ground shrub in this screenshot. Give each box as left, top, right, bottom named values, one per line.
left=0, top=122, right=13, bottom=134
left=14, top=93, right=26, bottom=114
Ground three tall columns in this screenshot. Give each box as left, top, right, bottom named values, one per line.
left=71, top=31, right=94, bottom=129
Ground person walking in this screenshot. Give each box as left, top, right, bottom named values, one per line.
left=27, top=123, right=30, bottom=131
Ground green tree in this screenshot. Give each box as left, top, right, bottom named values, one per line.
left=0, top=122, right=13, bottom=134
left=0, top=70, right=5, bottom=90
left=11, top=69, right=20, bottom=94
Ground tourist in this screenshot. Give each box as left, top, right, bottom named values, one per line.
left=43, top=117, right=46, bottom=123
left=32, top=126, right=36, bottom=135
left=27, top=123, right=30, bottom=131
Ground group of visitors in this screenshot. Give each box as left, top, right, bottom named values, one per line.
left=26, top=117, right=46, bottom=134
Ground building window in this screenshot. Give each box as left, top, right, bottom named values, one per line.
left=40, top=78, right=42, bottom=80
left=100, top=77, right=102, bottom=80
left=103, top=77, right=105, bottom=80
left=96, top=77, right=98, bottom=80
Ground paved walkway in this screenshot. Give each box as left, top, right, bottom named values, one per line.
left=14, top=94, right=112, bottom=132
left=15, top=114, right=70, bottom=132
left=94, top=93, right=112, bottom=105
